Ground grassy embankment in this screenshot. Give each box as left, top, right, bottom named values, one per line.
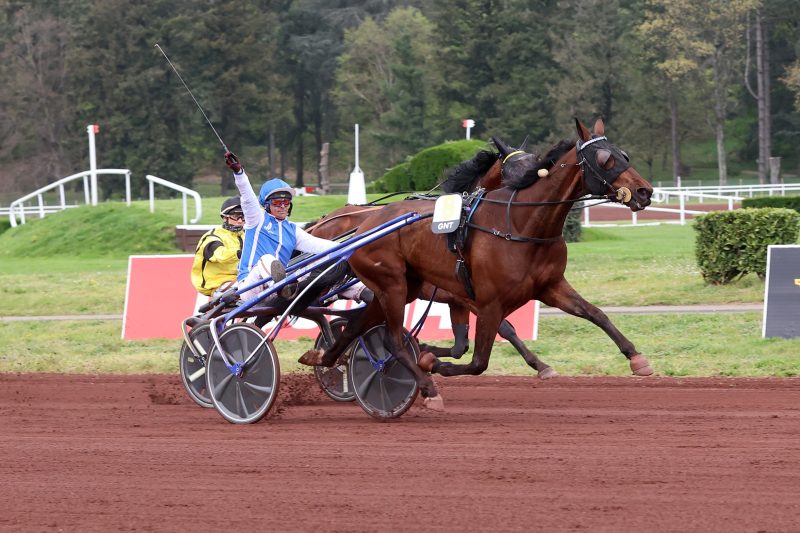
left=0, top=199, right=797, bottom=377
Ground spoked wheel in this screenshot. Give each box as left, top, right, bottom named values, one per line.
left=313, top=318, right=355, bottom=402
left=179, top=323, right=214, bottom=408
left=347, top=324, right=419, bottom=419
left=206, top=323, right=280, bottom=424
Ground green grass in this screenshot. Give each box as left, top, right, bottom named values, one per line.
left=565, top=225, right=766, bottom=306
left=132, top=193, right=389, bottom=226
left=0, top=199, right=795, bottom=377
left=0, top=203, right=180, bottom=257
left=1, top=312, right=797, bottom=376
left=0, top=222, right=767, bottom=316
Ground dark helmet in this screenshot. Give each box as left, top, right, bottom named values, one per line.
left=220, top=197, right=244, bottom=232
left=220, top=197, right=242, bottom=217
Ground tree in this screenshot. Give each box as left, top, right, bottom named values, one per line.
left=280, top=0, right=403, bottom=188
left=0, top=1, right=72, bottom=191
left=700, top=1, right=757, bottom=186
left=549, top=0, right=638, bottom=130
left=638, top=0, right=704, bottom=185
left=333, top=7, right=437, bottom=173
left=425, top=0, right=557, bottom=145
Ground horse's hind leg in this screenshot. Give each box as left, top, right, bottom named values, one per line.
left=298, top=299, right=384, bottom=367
left=497, top=319, right=557, bottom=379
left=416, top=287, right=469, bottom=359
left=429, top=311, right=503, bottom=377
left=539, top=278, right=653, bottom=376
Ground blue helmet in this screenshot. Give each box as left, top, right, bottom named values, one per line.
left=258, top=178, right=295, bottom=207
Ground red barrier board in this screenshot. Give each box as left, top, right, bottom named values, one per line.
left=122, top=255, right=198, bottom=340
left=123, top=255, right=538, bottom=341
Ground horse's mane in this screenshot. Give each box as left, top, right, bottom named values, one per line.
left=504, top=139, right=574, bottom=190
left=441, top=149, right=499, bottom=194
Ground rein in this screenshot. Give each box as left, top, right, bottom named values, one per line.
left=304, top=206, right=383, bottom=233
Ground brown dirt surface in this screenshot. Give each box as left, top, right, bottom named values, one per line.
left=588, top=203, right=739, bottom=221
left=2, top=372, right=799, bottom=532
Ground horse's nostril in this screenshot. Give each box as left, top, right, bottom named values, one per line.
left=638, top=187, right=652, bottom=200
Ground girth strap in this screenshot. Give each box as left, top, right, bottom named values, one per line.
left=445, top=189, right=485, bottom=300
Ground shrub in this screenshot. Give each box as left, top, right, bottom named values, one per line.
left=741, top=195, right=800, bottom=212
left=408, top=140, right=488, bottom=191
left=372, top=161, right=411, bottom=193
left=375, top=139, right=488, bottom=192
left=693, top=208, right=800, bottom=284
left=563, top=208, right=582, bottom=243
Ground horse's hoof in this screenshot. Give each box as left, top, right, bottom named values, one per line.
left=298, top=348, right=324, bottom=367
left=629, top=354, right=653, bottom=376
left=422, top=394, right=445, bottom=412
left=537, top=367, right=559, bottom=380
left=418, top=352, right=437, bottom=372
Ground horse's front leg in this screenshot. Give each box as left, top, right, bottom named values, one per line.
left=376, top=285, right=444, bottom=411
left=539, top=278, right=653, bottom=376
left=424, top=311, right=502, bottom=377
left=497, top=319, right=557, bottom=379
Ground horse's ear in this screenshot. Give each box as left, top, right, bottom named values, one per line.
left=518, top=135, right=529, bottom=152
left=574, top=117, right=591, bottom=141
left=492, top=136, right=512, bottom=157
left=593, top=117, right=605, bottom=136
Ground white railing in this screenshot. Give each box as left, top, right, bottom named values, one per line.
left=146, top=174, right=202, bottom=224
left=583, top=186, right=751, bottom=227
left=654, top=183, right=800, bottom=202
left=8, top=169, right=131, bottom=227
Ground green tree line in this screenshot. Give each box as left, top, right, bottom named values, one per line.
left=1, top=0, right=800, bottom=201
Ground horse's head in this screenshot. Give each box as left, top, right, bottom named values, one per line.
left=492, top=136, right=540, bottom=185
left=575, top=118, right=652, bottom=211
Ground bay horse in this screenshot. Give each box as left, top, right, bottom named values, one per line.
left=305, top=147, right=558, bottom=379
left=301, top=117, right=654, bottom=411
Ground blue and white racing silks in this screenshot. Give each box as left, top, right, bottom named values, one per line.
left=234, top=171, right=335, bottom=282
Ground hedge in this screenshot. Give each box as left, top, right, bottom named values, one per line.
left=693, top=208, right=800, bottom=284
left=741, top=195, right=800, bottom=212
left=371, top=139, right=489, bottom=193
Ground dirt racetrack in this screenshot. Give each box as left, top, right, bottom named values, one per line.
left=2, top=373, right=798, bottom=532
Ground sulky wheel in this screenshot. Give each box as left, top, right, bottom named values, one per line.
left=179, top=323, right=214, bottom=408
left=313, top=318, right=355, bottom=402
left=206, top=323, right=280, bottom=424
left=347, top=324, right=419, bottom=419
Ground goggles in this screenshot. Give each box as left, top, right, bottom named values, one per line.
left=269, top=198, right=291, bottom=207
left=224, top=212, right=244, bottom=220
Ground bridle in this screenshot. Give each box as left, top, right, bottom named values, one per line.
left=575, top=135, right=632, bottom=203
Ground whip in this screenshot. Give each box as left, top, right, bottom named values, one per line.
left=154, top=43, right=229, bottom=153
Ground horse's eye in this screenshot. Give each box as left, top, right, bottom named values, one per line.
left=596, top=149, right=614, bottom=170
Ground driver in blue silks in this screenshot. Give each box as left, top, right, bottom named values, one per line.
left=224, top=151, right=371, bottom=306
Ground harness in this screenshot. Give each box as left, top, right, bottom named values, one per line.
left=443, top=134, right=634, bottom=298
left=446, top=188, right=486, bottom=300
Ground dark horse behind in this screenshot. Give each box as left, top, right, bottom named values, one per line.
left=301, top=118, right=654, bottom=412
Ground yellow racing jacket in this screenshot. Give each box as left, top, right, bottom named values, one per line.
left=191, top=226, right=243, bottom=296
